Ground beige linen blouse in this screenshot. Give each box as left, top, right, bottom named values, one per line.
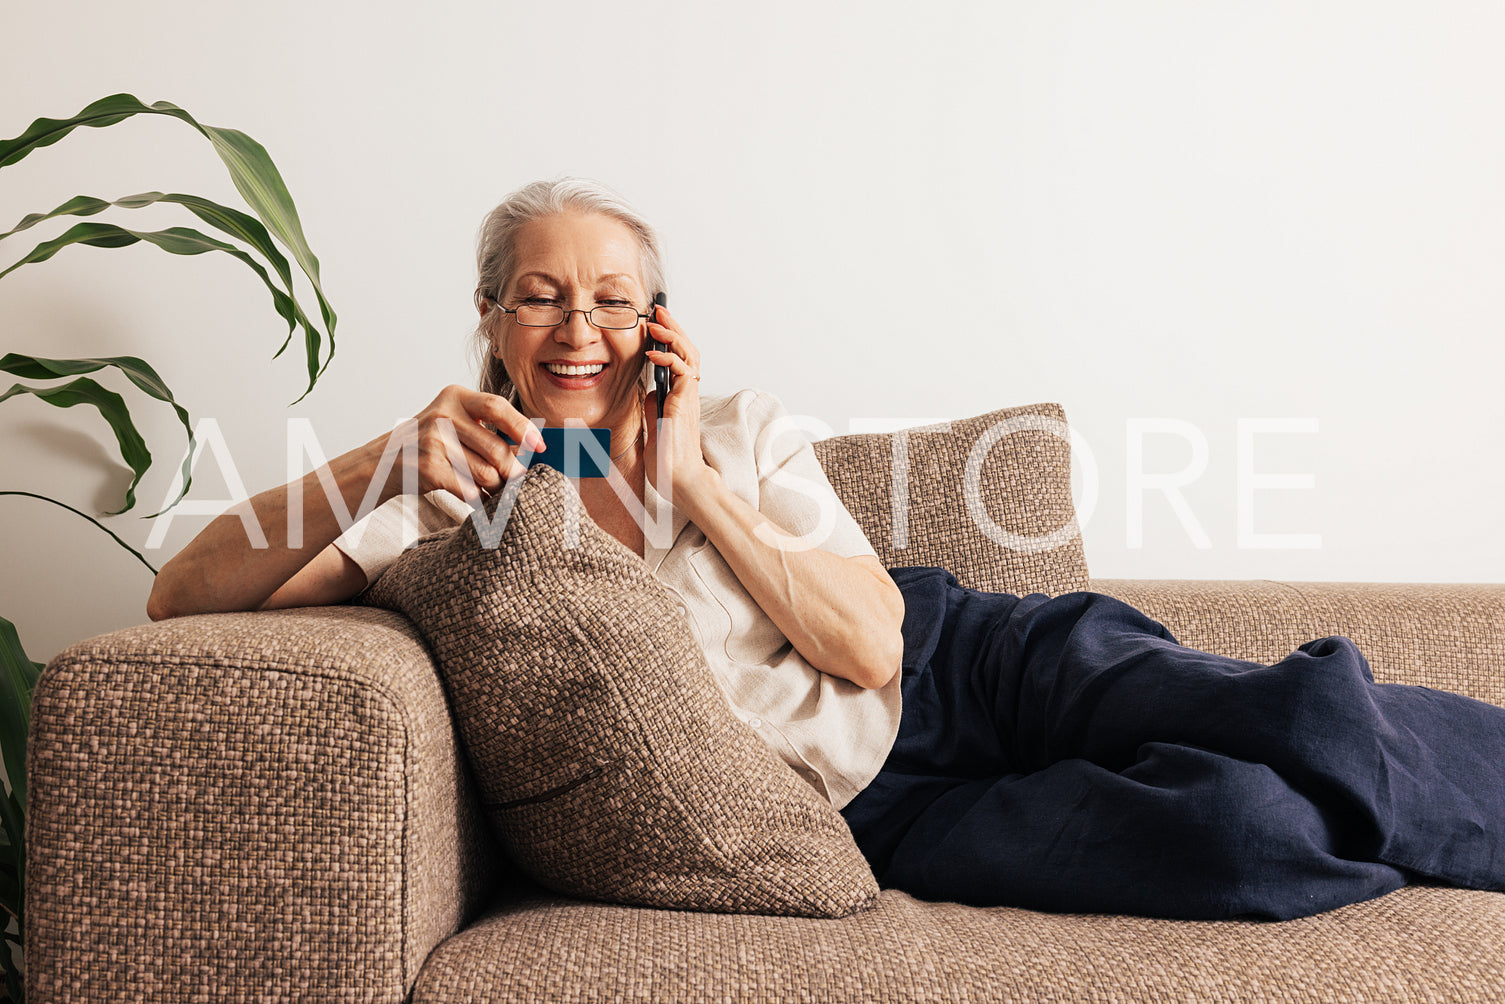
left=331, top=388, right=902, bottom=809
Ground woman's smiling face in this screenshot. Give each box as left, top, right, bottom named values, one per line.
left=489, top=211, right=649, bottom=433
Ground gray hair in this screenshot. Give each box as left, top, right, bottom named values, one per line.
left=471, top=177, right=667, bottom=404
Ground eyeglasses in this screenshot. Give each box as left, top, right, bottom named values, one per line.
left=487, top=296, right=650, bottom=331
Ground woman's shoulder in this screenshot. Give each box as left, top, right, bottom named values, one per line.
left=699, top=387, right=787, bottom=428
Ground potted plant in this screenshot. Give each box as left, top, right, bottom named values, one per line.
left=0, top=93, right=338, bottom=1002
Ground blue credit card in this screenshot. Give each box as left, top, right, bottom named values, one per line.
left=505, top=426, right=613, bottom=479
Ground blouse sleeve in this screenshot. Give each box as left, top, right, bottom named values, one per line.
left=330, top=489, right=472, bottom=584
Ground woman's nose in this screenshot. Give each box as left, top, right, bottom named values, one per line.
left=555, top=310, right=600, bottom=344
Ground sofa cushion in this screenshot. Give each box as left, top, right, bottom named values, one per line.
left=813, top=402, right=1090, bottom=595
left=358, top=463, right=879, bottom=918
left=411, top=882, right=1505, bottom=1003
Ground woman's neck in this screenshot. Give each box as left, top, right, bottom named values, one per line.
left=610, top=416, right=642, bottom=460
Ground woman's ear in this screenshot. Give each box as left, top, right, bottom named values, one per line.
left=477, top=293, right=505, bottom=359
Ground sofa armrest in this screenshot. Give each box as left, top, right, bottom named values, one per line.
left=1089, top=579, right=1505, bottom=707
left=25, top=605, right=500, bottom=1003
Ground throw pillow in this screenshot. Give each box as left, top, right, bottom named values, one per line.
left=358, top=463, right=879, bottom=918
left=813, top=402, right=1091, bottom=595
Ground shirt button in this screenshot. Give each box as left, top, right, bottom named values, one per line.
left=748, top=717, right=763, bottom=728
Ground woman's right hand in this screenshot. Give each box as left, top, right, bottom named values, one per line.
left=150, top=385, right=548, bottom=620
left=375, top=385, right=548, bottom=503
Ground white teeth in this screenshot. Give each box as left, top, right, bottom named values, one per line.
left=545, top=363, right=605, bottom=376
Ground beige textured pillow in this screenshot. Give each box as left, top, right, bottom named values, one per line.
left=813, top=402, right=1090, bottom=595
left=359, top=464, right=878, bottom=918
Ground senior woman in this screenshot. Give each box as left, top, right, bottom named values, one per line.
left=150, top=178, right=1505, bottom=923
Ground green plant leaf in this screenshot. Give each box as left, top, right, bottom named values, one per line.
left=0, top=492, right=157, bottom=575
left=0, top=220, right=320, bottom=403
left=2, top=951, right=21, bottom=1004
left=3, top=192, right=311, bottom=363
left=0, top=615, right=38, bottom=813
left=0, top=353, right=195, bottom=514
left=0, top=860, right=18, bottom=914
left=204, top=126, right=336, bottom=378
left=0, top=796, right=19, bottom=870
left=0, top=377, right=150, bottom=515
left=0, top=787, right=23, bottom=937
left=2, top=948, right=21, bottom=1004
left=0, top=93, right=338, bottom=399
left=0, top=843, right=14, bottom=918
left=0, top=194, right=114, bottom=236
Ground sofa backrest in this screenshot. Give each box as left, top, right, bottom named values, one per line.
left=813, top=402, right=1090, bottom=597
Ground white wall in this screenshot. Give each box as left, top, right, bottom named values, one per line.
left=2, top=0, right=1501, bottom=663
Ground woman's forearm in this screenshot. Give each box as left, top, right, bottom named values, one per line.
left=148, top=384, right=548, bottom=620
left=676, top=468, right=904, bottom=689
left=147, top=435, right=389, bottom=619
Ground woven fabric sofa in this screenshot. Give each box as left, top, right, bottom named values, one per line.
left=26, top=402, right=1505, bottom=1002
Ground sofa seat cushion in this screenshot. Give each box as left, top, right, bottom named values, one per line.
left=411, top=881, right=1505, bottom=1002
left=358, top=463, right=878, bottom=918
left=814, top=402, right=1090, bottom=596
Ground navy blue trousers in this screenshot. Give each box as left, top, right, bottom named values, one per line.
left=839, top=567, right=1505, bottom=920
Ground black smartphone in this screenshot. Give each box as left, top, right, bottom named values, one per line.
left=651, top=291, right=671, bottom=422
